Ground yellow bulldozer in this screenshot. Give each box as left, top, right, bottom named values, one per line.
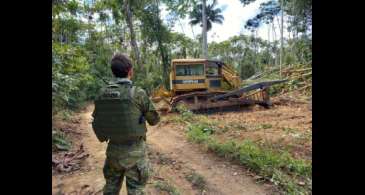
left=151, top=59, right=287, bottom=113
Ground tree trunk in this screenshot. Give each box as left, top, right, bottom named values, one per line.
left=182, top=46, right=187, bottom=58
left=178, top=18, right=185, bottom=34
left=266, top=25, right=269, bottom=65
left=123, top=0, right=143, bottom=72
left=272, top=18, right=276, bottom=41
left=272, top=19, right=277, bottom=66
left=158, top=40, right=170, bottom=89
left=121, top=26, right=128, bottom=50
left=253, top=30, right=257, bottom=68
left=280, top=1, right=284, bottom=77
left=267, top=23, right=270, bottom=43
left=191, top=25, right=196, bottom=39
left=202, top=0, right=208, bottom=59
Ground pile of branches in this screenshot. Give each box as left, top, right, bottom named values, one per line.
left=52, top=144, right=89, bottom=173
left=280, top=65, right=312, bottom=96
left=245, top=64, right=312, bottom=96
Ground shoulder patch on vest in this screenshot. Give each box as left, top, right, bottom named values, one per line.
left=102, top=89, right=121, bottom=98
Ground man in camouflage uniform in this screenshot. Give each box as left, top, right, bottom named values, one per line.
left=92, top=53, right=160, bottom=195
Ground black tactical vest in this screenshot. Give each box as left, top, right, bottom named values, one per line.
left=92, top=83, right=146, bottom=143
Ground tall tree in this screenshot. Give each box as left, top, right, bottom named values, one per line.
left=189, top=0, right=224, bottom=58
left=280, top=0, right=284, bottom=77
left=123, top=0, right=143, bottom=72
left=140, top=1, right=171, bottom=89
left=242, top=0, right=312, bottom=70
left=202, top=0, right=207, bottom=58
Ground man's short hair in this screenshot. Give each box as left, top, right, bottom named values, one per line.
left=111, top=53, right=133, bottom=78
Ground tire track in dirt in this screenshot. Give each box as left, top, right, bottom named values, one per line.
left=146, top=122, right=274, bottom=195
left=52, top=105, right=274, bottom=195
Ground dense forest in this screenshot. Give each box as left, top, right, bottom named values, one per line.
left=52, top=0, right=312, bottom=114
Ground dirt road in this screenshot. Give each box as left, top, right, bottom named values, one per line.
left=52, top=105, right=274, bottom=195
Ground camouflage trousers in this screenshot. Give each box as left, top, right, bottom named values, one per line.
left=103, top=141, right=150, bottom=195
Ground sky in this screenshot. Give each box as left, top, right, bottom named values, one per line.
left=160, top=0, right=290, bottom=43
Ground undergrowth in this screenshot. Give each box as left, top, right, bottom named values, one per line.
left=177, top=106, right=312, bottom=194
left=52, top=129, right=71, bottom=151
left=52, top=109, right=75, bottom=152
left=185, top=171, right=206, bottom=191
left=153, top=180, right=180, bottom=195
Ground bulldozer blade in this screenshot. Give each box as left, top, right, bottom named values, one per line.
left=210, top=79, right=288, bottom=101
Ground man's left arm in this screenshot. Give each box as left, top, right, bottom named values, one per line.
left=136, top=88, right=160, bottom=126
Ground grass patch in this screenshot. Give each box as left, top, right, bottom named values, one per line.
left=226, top=122, right=270, bottom=133
left=174, top=106, right=312, bottom=194
left=227, top=122, right=247, bottom=131
left=282, top=127, right=312, bottom=144
left=293, top=130, right=312, bottom=146
left=166, top=115, right=186, bottom=124
left=183, top=116, right=312, bottom=194
left=261, top=124, right=273, bottom=129
left=282, top=127, right=297, bottom=133
left=52, top=129, right=71, bottom=151
left=52, top=109, right=75, bottom=152
left=185, top=171, right=206, bottom=191
left=176, top=104, right=194, bottom=122
left=58, top=109, right=73, bottom=121
left=153, top=180, right=180, bottom=195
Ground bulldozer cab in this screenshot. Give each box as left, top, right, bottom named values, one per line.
left=170, top=59, right=224, bottom=95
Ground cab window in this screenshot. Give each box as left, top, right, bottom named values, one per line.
left=175, top=64, right=204, bottom=76
left=206, top=62, right=219, bottom=76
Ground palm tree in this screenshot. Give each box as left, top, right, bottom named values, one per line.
left=189, top=0, right=224, bottom=58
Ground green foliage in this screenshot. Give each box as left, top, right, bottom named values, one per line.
left=153, top=180, right=181, bottom=195
left=240, top=63, right=256, bottom=80
left=176, top=104, right=194, bottom=121
left=54, top=48, right=99, bottom=107
left=186, top=124, right=311, bottom=175
left=189, top=0, right=225, bottom=31
left=185, top=171, right=206, bottom=190
left=139, top=2, right=172, bottom=89
left=284, top=0, right=312, bottom=33
left=208, top=34, right=282, bottom=79
left=242, top=0, right=311, bottom=34
left=52, top=0, right=123, bottom=114
left=244, top=1, right=280, bottom=30
left=283, top=127, right=296, bottom=133
left=186, top=123, right=211, bottom=144
left=52, top=42, right=93, bottom=113
left=162, top=0, right=197, bottom=19
left=60, top=109, right=72, bottom=121
left=52, top=130, right=71, bottom=151
left=261, top=124, right=273, bottom=129
left=291, top=34, right=312, bottom=64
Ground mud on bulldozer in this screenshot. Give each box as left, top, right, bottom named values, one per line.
left=151, top=59, right=287, bottom=113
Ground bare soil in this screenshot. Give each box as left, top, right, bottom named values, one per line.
left=52, top=104, right=278, bottom=195
left=207, top=93, right=312, bottom=160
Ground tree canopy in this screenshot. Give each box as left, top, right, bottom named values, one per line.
left=189, top=0, right=224, bottom=32
left=52, top=0, right=311, bottom=114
